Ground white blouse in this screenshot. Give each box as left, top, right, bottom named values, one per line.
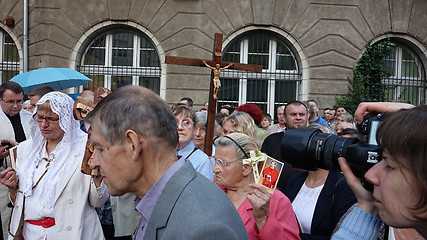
left=292, top=182, right=324, bottom=234
left=24, top=142, right=56, bottom=238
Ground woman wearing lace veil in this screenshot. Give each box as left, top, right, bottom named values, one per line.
left=0, top=91, right=108, bottom=240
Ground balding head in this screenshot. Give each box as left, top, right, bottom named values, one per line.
left=86, top=86, right=178, bottom=148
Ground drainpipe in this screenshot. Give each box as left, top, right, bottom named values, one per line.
left=23, top=0, right=28, bottom=72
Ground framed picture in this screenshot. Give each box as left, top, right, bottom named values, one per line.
left=257, top=156, right=284, bottom=194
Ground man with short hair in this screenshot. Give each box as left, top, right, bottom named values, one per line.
left=330, top=108, right=336, bottom=120
left=283, top=101, right=309, bottom=130
left=307, top=100, right=328, bottom=126
left=27, top=85, right=54, bottom=109
left=323, top=108, right=334, bottom=123
left=0, top=81, right=32, bottom=239
left=336, top=106, right=347, bottom=116
left=267, top=106, right=286, bottom=134
left=335, top=121, right=355, bottom=134
left=261, top=101, right=309, bottom=191
left=219, top=105, right=233, bottom=115
left=87, top=86, right=248, bottom=240
left=179, top=97, right=193, bottom=109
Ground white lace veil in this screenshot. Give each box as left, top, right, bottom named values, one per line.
left=19, top=91, right=87, bottom=208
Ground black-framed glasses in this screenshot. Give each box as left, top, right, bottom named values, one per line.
left=33, top=114, right=59, bottom=123
left=1, top=98, right=23, bottom=106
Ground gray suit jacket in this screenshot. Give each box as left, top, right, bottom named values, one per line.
left=143, top=160, right=248, bottom=240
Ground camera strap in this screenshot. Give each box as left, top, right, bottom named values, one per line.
left=185, top=147, right=198, bottom=160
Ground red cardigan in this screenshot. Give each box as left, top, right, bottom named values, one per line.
left=221, top=186, right=301, bottom=240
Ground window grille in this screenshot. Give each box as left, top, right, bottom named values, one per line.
left=0, top=30, right=19, bottom=83
left=78, top=29, right=161, bottom=94
left=219, top=32, right=301, bottom=119
left=381, top=43, right=426, bottom=105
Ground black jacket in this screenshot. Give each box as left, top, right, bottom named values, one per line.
left=284, top=171, right=357, bottom=240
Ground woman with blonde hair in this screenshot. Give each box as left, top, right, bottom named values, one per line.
left=222, top=111, right=261, bottom=148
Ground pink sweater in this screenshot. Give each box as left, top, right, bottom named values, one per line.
left=221, top=186, right=301, bottom=240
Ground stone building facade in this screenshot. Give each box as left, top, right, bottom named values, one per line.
left=0, top=0, right=426, bottom=113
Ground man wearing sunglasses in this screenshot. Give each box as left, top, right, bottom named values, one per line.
left=0, top=81, right=32, bottom=239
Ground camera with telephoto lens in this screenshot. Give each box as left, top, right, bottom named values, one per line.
left=280, top=114, right=382, bottom=187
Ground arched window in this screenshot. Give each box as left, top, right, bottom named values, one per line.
left=0, top=29, right=19, bottom=83
left=219, top=31, right=301, bottom=117
left=78, top=28, right=161, bottom=93
left=382, top=42, right=426, bottom=105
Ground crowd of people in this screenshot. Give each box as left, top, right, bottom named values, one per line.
left=0, top=81, right=425, bottom=240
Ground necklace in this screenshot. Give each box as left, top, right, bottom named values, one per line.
left=394, top=228, right=422, bottom=240
left=305, top=172, right=328, bottom=188
left=33, top=157, right=54, bottom=189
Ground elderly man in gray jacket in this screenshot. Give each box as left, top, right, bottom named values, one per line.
left=87, top=85, right=248, bottom=240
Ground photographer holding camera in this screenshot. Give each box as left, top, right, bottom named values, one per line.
left=333, top=102, right=427, bottom=239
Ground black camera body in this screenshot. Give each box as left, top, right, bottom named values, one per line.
left=280, top=114, right=382, bottom=178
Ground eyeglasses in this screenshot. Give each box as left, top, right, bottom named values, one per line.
left=1, top=98, right=23, bottom=106
left=177, top=120, right=194, bottom=129
left=33, top=114, right=59, bottom=123
left=212, top=157, right=241, bottom=168
left=23, top=105, right=34, bottom=111
left=88, top=143, right=110, bottom=154
left=88, top=144, right=95, bottom=153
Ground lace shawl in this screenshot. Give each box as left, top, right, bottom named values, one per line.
left=19, top=92, right=87, bottom=208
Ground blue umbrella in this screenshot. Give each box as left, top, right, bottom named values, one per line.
left=10, top=68, right=91, bottom=94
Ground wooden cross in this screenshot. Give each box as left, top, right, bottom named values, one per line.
left=165, top=33, right=263, bottom=156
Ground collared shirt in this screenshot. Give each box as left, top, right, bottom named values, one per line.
left=310, top=116, right=329, bottom=126
left=134, top=157, right=185, bottom=240
left=277, top=125, right=286, bottom=132
left=177, top=141, right=213, bottom=181
left=1, top=110, right=26, bottom=142
left=4, top=112, right=26, bottom=142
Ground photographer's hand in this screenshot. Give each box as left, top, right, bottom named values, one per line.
left=338, top=157, right=378, bottom=217
left=354, top=102, right=414, bottom=124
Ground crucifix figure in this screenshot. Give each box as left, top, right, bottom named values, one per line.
left=165, top=33, right=262, bottom=156
left=202, top=61, right=233, bottom=99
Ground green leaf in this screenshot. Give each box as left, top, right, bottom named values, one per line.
left=335, top=39, right=393, bottom=113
